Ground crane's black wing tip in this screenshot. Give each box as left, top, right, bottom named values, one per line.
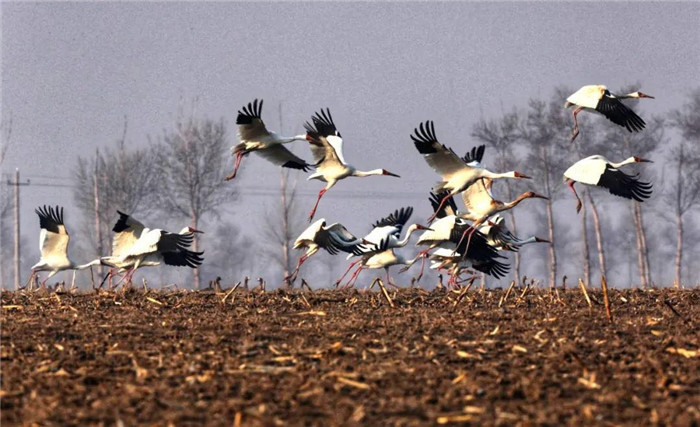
left=236, top=99, right=264, bottom=125
left=36, top=205, right=64, bottom=233
left=112, top=211, right=132, bottom=233
left=372, top=206, right=414, bottom=229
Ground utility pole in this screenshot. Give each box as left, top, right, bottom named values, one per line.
left=93, top=149, right=103, bottom=275
left=7, top=169, right=30, bottom=289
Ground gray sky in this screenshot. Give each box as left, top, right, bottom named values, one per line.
left=2, top=1, right=698, bottom=285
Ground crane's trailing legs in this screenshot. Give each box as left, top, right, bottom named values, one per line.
left=571, top=106, right=583, bottom=142
left=225, top=151, right=245, bottom=181
left=308, top=188, right=328, bottom=222
left=285, top=254, right=309, bottom=284
left=567, top=179, right=583, bottom=213
left=427, top=192, right=452, bottom=223
left=335, top=259, right=361, bottom=287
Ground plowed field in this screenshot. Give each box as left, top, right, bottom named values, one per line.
left=1, top=286, right=699, bottom=426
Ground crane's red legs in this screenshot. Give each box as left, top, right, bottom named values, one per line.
left=286, top=254, right=309, bottom=284
left=225, top=152, right=245, bottom=181
left=427, top=193, right=451, bottom=223
left=335, top=259, right=361, bottom=287
left=571, top=106, right=583, bottom=142
left=308, top=188, right=327, bottom=222
left=567, top=180, right=583, bottom=213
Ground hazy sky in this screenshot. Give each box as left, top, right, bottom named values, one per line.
left=2, top=2, right=698, bottom=285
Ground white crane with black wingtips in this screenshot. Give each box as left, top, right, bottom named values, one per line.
left=27, top=205, right=96, bottom=288
left=565, top=85, right=654, bottom=141
left=410, top=121, right=532, bottom=223
left=225, top=99, right=312, bottom=180
left=303, top=108, right=400, bottom=221
left=563, top=155, right=653, bottom=213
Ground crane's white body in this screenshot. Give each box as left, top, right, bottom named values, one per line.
left=565, top=85, right=607, bottom=110
left=564, top=155, right=617, bottom=185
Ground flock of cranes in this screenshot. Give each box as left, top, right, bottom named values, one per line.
left=26, top=85, right=655, bottom=289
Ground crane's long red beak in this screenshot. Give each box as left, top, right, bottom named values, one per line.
left=383, top=170, right=400, bottom=177
left=638, top=92, right=655, bottom=99
left=634, top=157, right=653, bottom=163
left=514, top=172, right=531, bottom=179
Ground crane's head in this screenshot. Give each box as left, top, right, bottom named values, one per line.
left=633, top=91, right=655, bottom=99
left=382, top=169, right=400, bottom=177
left=534, top=237, right=550, bottom=243
left=180, top=226, right=204, bottom=234
left=633, top=156, right=653, bottom=163
left=524, top=191, right=549, bottom=200
left=513, top=171, right=532, bottom=179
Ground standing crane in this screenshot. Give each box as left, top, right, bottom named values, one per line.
left=225, top=99, right=312, bottom=181
left=410, top=121, right=531, bottom=223
left=565, top=85, right=654, bottom=142
left=304, top=108, right=400, bottom=221
left=564, top=155, right=653, bottom=213
left=27, top=205, right=96, bottom=288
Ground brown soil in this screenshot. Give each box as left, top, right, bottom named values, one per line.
left=1, top=286, right=699, bottom=426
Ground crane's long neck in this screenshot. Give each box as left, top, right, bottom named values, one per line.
left=353, top=168, right=384, bottom=177
left=503, top=193, right=534, bottom=210
left=609, top=157, right=637, bottom=168
left=395, top=225, right=421, bottom=247
left=483, top=170, right=518, bottom=179
left=76, top=259, right=102, bottom=270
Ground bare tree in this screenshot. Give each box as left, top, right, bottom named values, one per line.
left=203, top=220, right=253, bottom=284
left=261, top=169, right=305, bottom=287
left=73, top=128, right=161, bottom=258
left=519, top=88, right=572, bottom=288
left=666, top=90, right=700, bottom=286
left=156, top=115, right=237, bottom=290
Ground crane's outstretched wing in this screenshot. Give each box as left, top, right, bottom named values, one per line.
left=461, top=145, right=486, bottom=166
left=372, top=206, right=414, bottom=232
left=595, top=92, right=646, bottom=132
left=411, top=121, right=467, bottom=177
left=304, top=108, right=345, bottom=166
left=597, top=166, right=652, bottom=202
left=36, top=205, right=70, bottom=262
left=429, top=191, right=458, bottom=218
left=472, top=258, right=510, bottom=279
left=450, top=223, right=503, bottom=264
left=257, top=144, right=315, bottom=172
left=237, top=99, right=270, bottom=141
left=161, top=248, right=204, bottom=268
left=111, top=211, right=147, bottom=257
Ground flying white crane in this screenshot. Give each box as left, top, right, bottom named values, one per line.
left=333, top=207, right=430, bottom=285
left=411, top=210, right=506, bottom=283
left=342, top=247, right=421, bottom=289
left=478, top=215, right=549, bottom=251
left=27, top=205, right=96, bottom=288
left=286, top=218, right=369, bottom=284
left=455, top=179, right=547, bottom=251
left=225, top=99, right=312, bottom=181
left=411, top=121, right=531, bottom=222
left=304, top=108, right=400, bottom=221
left=98, top=211, right=204, bottom=286
left=429, top=244, right=509, bottom=287
left=565, top=85, right=654, bottom=142
left=563, top=155, right=653, bottom=213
